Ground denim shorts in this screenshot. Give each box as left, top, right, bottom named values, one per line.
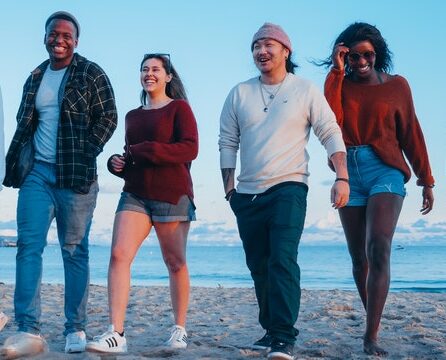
left=347, top=145, right=406, bottom=206
left=116, top=192, right=196, bottom=222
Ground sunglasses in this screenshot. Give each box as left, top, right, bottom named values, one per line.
left=347, top=51, right=376, bottom=62
left=143, top=53, right=171, bottom=72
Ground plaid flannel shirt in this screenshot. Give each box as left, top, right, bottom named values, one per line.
left=4, top=53, right=117, bottom=192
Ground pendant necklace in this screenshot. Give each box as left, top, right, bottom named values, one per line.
left=259, top=74, right=287, bottom=112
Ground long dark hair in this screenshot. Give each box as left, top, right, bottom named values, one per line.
left=318, top=22, right=393, bottom=75
left=140, top=53, right=188, bottom=105
left=286, top=51, right=298, bottom=74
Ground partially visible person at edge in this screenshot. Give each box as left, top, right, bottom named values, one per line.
left=320, top=22, right=434, bottom=356
left=219, top=23, right=349, bottom=360
left=0, top=11, right=117, bottom=358
left=0, top=85, right=9, bottom=333
left=85, top=53, right=198, bottom=354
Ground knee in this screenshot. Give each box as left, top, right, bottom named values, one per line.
left=163, top=255, right=186, bottom=273
left=110, top=246, right=133, bottom=266
left=351, top=254, right=367, bottom=273
left=367, top=241, right=391, bottom=271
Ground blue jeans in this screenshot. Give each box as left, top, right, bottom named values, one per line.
left=15, top=160, right=98, bottom=335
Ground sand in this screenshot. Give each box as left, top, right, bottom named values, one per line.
left=0, top=283, right=445, bottom=359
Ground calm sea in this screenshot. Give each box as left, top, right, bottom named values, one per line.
left=1, top=244, right=445, bottom=292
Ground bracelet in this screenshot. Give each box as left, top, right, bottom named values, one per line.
left=335, top=177, right=349, bottom=184
left=425, top=184, right=435, bottom=188
left=225, top=189, right=236, bottom=201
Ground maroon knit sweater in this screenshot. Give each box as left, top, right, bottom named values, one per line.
left=324, top=68, right=434, bottom=186
left=108, top=99, right=198, bottom=204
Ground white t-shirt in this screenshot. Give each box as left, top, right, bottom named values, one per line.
left=34, top=66, right=67, bottom=163
left=219, top=73, right=345, bottom=194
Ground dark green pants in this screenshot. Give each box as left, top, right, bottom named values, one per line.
left=230, top=182, right=308, bottom=344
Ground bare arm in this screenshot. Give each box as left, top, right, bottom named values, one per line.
left=221, top=168, right=235, bottom=199
left=330, top=151, right=349, bottom=209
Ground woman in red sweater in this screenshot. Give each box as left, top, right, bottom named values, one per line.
left=322, top=23, right=434, bottom=356
left=86, top=54, right=198, bottom=353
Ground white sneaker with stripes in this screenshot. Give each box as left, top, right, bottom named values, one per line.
left=86, top=325, right=127, bottom=353
left=164, top=325, right=188, bottom=349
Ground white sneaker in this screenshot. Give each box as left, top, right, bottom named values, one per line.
left=65, top=330, right=86, bottom=353
left=0, top=332, right=48, bottom=359
left=0, top=312, right=8, bottom=331
left=164, top=325, right=188, bottom=349
left=86, top=325, right=127, bottom=353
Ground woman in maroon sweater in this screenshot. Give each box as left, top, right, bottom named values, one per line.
left=86, top=54, right=198, bottom=353
left=322, top=23, right=434, bottom=356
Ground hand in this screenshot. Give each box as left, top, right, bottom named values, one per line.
left=111, top=155, right=126, bottom=172
left=331, top=181, right=350, bottom=209
left=420, top=186, right=434, bottom=215
left=332, top=42, right=350, bottom=70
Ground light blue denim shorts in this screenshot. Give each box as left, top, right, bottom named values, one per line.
left=346, top=145, right=406, bottom=206
left=116, top=192, right=196, bottom=222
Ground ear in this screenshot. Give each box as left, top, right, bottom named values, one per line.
left=73, top=38, right=79, bottom=48
left=284, top=47, right=290, bottom=59
left=166, top=73, right=173, bottom=83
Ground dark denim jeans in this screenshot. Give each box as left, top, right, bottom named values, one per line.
left=230, top=182, right=308, bottom=344
left=15, top=160, right=98, bottom=335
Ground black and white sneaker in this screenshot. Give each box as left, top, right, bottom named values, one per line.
left=86, top=325, right=127, bottom=353
left=252, top=331, right=273, bottom=349
left=267, top=339, right=294, bottom=360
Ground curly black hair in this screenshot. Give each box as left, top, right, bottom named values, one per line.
left=319, top=22, right=393, bottom=74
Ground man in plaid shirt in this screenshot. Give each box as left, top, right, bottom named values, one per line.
left=1, top=11, right=117, bottom=358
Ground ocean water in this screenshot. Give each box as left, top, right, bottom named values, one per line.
left=0, top=244, right=445, bottom=292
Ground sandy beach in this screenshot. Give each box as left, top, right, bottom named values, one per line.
left=0, top=283, right=445, bottom=359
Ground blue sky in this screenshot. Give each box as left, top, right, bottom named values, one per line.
left=0, top=0, right=444, bottom=245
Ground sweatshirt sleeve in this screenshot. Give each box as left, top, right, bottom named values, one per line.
left=308, top=83, right=346, bottom=158
left=395, top=77, right=435, bottom=186
left=218, top=86, right=240, bottom=169
left=324, top=67, right=345, bottom=127
left=129, top=101, right=198, bottom=165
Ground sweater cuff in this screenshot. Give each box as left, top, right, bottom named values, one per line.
left=330, top=67, right=345, bottom=76
left=325, top=137, right=346, bottom=158
left=220, top=149, right=237, bottom=169
left=416, top=176, right=435, bottom=187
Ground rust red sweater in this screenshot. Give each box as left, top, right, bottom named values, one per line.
left=324, top=68, right=434, bottom=186
left=108, top=99, right=198, bottom=204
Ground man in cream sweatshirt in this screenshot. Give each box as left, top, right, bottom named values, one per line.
left=219, top=23, right=349, bottom=360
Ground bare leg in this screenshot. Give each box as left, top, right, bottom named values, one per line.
left=154, top=222, right=190, bottom=327
left=339, top=206, right=368, bottom=309
left=363, top=193, right=403, bottom=356
left=108, top=211, right=152, bottom=333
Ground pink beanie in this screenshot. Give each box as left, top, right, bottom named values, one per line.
left=251, top=23, right=292, bottom=52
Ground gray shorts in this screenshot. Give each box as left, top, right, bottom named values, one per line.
left=116, top=192, right=196, bottom=222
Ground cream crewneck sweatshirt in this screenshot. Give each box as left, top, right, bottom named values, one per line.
left=219, top=73, right=345, bottom=194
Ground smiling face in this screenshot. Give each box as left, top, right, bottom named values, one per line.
left=140, top=57, right=172, bottom=97
left=347, top=40, right=377, bottom=81
left=45, top=19, right=78, bottom=70
left=252, top=38, right=289, bottom=76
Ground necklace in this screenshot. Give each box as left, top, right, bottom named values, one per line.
left=259, top=74, right=287, bottom=112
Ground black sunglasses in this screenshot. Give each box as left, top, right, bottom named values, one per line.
left=347, top=51, right=376, bottom=63
left=143, top=53, right=171, bottom=72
